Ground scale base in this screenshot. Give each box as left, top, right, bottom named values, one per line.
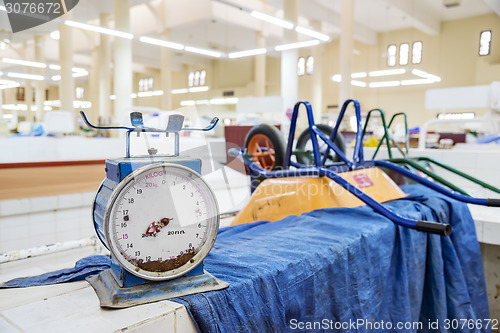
left=86, top=269, right=229, bottom=309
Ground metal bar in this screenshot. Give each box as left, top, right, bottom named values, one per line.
left=0, top=237, right=98, bottom=264
left=284, top=101, right=322, bottom=169
left=362, top=108, right=392, bottom=160
left=389, top=158, right=470, bottom=195
left=388, top=112, right=409, bottom=156
left=375, top=160, right=491, bottom=206
left=323, top=99, right=364, bottom=167
left=414, top=157, right=500, bottom=194
left=181, top=117, right=219, bottom=132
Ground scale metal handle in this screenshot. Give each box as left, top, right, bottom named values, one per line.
left=80, top=111, right=219, bottom=157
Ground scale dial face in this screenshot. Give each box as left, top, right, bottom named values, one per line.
left=104, top=163, right=219, bottom=280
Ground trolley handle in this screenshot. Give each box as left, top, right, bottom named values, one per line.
left=486, top=199, right=500, bottom=207
left=416, top=221, right=452, bottom=236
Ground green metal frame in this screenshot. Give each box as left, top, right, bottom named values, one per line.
left=361, top=108, right=500, bottom=196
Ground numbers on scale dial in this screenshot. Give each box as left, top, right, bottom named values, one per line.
left=108, top=165, right=215, bottom=278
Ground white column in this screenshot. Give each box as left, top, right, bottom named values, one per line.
left=310, top=20, right=323, bottom=122
left=89, top=37, right=100, bottom=124
left=255, top=31, right=266, bottom=97
left=58, top=21, right=75, bottom=122
left=99, top=13, right=111, bottom=121
left=160, top=29, right=172, bottom=110
left=0, top=89, right=3, bottom=116
left=281, top=0, right=298, bottom=125
left=25, top=79, right=33, bottom=122
left=339, top=0, right=354, bottom=107
left=113, top=0, right=132, bottom=123
left=34, top=35, right=45, bottom=122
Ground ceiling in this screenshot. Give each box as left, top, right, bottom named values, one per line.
left=0, top=0, right=497, bottom=75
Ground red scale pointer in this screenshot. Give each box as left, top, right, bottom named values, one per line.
left=145, top=218, right=172, bottom=236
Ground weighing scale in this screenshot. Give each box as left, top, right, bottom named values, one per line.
left=80, top=111, right=229, bottom=308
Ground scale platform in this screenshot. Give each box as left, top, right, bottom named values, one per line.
left=87, top=268, right=229, bottom=308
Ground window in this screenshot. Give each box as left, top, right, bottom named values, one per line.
left=399, top=43, right=409, bottom=65
left=297, top=57, right=305, bottom=76
left=387, top=45, right=397, bottom=67
left=76, top=87, right=84, bottom=99
left=139, top=77, right=153, bottom=92
left=479, top=30, right=492, bottom=56
left=412, top=41, right=422, bottom=64
left=200, top=70, right=206, bottom=86
left=306, top=56, right=314, bottom=75
left=188, top=71, right=206, bottom=87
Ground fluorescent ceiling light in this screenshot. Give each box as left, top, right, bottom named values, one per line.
left=7, top=72, right=44, bottom=80
left=189, top=86, right=209, bottom=93
left=50, top=31, right=60, bottom=40
left=139, top=36, right=184, bottom=50
left=171, top=88, right=189, bottom=94
left=181, top=100, right=195, bottom=106
left=65, top=20, right=134, bottom=40
left=184, top=46, right=222, bottom=58
left=49, top=64, right=61, bottom=70
left=52, top=75, right=61, bottom=81
left=137, top=91, right=154, bottom=97
left=401, top=79, right=435, bottom=86
left=351, top=72, right=367, bottom=78
left=275, top=40, right=320, bottom=51
left=131, top=93, right=138, bottom=98
left=368, top=69, right=406, bottom=77
left=196, top=100, right=210, bottom=105
left=72, top=71, right=88, bottom=78
left=351, top=80, right=367, bottom=87
left=110, top=95, right=116, bottom=100
left=369, top=81, right=400, bottom=88
left=411, top=69, right=441, bottom=82
left=250, top=10, right=294, bottom=30
left=228, top=48, right=267, bottom=59
left=153, top=90, right=163, bottom=96
left=331, top=74, right=341, bottom=82
left=44, top=106, right=52, bottom=111
left=2, top=58, right=47, bottom=68
left=3, top=114, right=13, bottom=119
left=295, top=26, right=329, bottom=42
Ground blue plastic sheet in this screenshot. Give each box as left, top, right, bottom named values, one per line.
left=0, top=185, right=489, bottom=332
left=174, top=185, right=489, bottom=332
left=0, top=255, right=110, bottom=288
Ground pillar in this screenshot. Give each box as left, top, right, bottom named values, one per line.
left=25, top=79, right=33, bottom=122
left=34, top=35, right=45, bottom=122
left=310, top=20, right=323, bottom=122
left=255, top=31, right=266, bottom=97
left=89, top=35, right=100, bottom=124
left=0, top=89, right=3, bottom=116
left=339, top=0, right=354, bottom=107
left=160, top=29, right=172, bottom=110
left=281, top=0, right=298, bottom=126
left=58, top=20, right=75, bottom=123
left=99, top=13, right=111, bottom=121
left=113, top=0, right=132, bottom=123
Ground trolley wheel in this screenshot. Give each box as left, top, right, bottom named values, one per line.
left=295, top=124, right=346, bottom=165
left=244, top=124, right=286, bottom=171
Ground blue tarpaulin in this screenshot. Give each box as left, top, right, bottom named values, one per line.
left=0, top=185, right=490, bottom=332
left=174, top=185, right=490, bottom=332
